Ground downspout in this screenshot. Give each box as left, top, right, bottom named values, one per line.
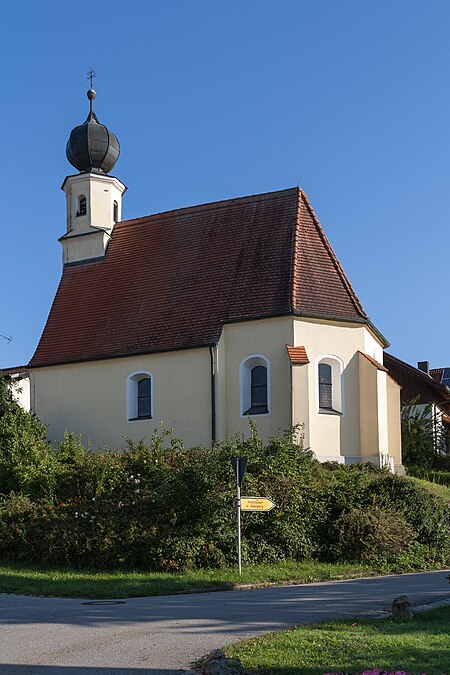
left=209, top=345, right=217, bottom=443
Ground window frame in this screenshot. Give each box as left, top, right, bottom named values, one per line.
left=239, top=354, right=271, bottom=418
left=316, top=355, right=344, bottom=415
left=126, top=370, right=154, bottom=422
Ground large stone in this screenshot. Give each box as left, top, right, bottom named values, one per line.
left=392, top=594, right=413, bottom=619
left=199, top=648, right=247, bottom=675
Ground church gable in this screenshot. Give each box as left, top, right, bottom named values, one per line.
left=292, top=191, right=366, bottom=321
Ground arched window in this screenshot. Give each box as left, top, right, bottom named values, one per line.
left=318, top=363, right=332, bottom=409
left=240, top=355, right=271, bottom=417
left=77, top=195, right=87, bottom=217
left=317, top=356, right=343, bottom=414
left=126, top=371, right=154, bottom=421
left=113, top=200, right=119, bottom=223
left=250, top=365, right=268, bottom=413
left=137, top=377, right=151, bottom=418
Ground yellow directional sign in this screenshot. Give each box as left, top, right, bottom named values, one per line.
left=241, top=497, right=275, bottom=512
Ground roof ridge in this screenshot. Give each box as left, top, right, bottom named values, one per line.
left=289, top=188, right=302, bottom=311
left=298, top=190, right=366, bottom=318
left=118, top=187, right=299, bottom=227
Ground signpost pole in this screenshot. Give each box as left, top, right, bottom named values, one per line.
left=237, top=478, right=242, bottom=576
left=231, top=457, right=247, bottom=577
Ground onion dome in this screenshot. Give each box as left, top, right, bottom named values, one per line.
left=66, top=89, right=120, bottom=174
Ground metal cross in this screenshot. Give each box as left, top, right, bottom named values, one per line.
left=86, top=67, right=97, bottom=88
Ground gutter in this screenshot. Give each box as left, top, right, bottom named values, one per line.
left=209, top=346, right=217, bottom=443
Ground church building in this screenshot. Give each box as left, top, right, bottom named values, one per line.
left=28, top=87, right=403, bottom=472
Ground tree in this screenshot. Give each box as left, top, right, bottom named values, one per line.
left=401, top=398, right=439, bottom=468
left=0, top=374, right=19, bottom=419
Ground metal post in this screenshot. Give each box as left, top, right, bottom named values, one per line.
left=237, top=481, right=242, bottom=576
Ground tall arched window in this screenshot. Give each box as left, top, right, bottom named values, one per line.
left=77, top=195, right=87, bottom=216
left=316, top=356, right=343, bottom=414
left=113, top=200, right=119, bottom=223
left=137, top=377, right=151, bottom=418
left=318, top=363, right=332, bottom=409
left=240, top=354, right=271, bottom=417
left=250, top=365, right=268, bottom=413
left=126, top=371, right=154, bottom=421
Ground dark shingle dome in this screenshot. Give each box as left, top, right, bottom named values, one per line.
left=66, top=89, right=120, bottom=174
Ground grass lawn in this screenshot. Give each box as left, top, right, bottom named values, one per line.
left=0, top=560, right=406, bottom=599
left=225, top=605, right=450, bottom=674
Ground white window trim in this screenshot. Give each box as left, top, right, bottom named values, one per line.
left=126, top=370, right=154, bottom=422
left=315, top=354, right=344, bottom=416
left=239, top=354, right=271, bottom=418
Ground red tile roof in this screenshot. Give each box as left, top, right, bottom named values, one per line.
left=0, top=366, right=29, bottom=376
left=384, top=352, right=450, bottom=403
left=31, top=187, right=371, bottom=368
left=286, top=345, right=309, bottom=365
left=430, top=368, right=444, bottom=384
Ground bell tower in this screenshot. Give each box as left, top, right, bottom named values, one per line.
left=60, top=78, right=126, bottom=265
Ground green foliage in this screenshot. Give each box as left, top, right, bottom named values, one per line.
left=406, top=464, right=450, bottom=487
left=0, top=407, right=60, bottom=499
left=0, top=415, right=448, bottom=571
left=336, top=506, right=415, bottom=562
left=363, top=474, right=450, bottom=551
left=401, top=398, right=442, bottom=468
left=433, top=453, right=450, bottom=471
left=0, top=374, right=19, bottom=419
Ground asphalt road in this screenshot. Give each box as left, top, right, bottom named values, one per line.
left=0, top=570, right=449, bottom=674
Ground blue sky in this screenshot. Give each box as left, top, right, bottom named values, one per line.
left=1, top=0, right=449, bottom=369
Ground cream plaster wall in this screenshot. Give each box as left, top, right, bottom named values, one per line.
left=293, top=318, right=383, bottom=461
left=30, top=313, right=401, bottom=471
left=376, top=370, right=389, bottom=459
left=292, top=363, right=310, bottom=448
left=61, top=231, right=110, bottom=265
left=61, top=173, right=126, bottom=264
left=358, top=353, right=380, bottom=460
left=32, top=348, right=212, bottom=449
left=387, top=375, right=402, bottom=471
left=221, top=317, right=294, bottom=440
left=10, top=374, right=31, bottom=411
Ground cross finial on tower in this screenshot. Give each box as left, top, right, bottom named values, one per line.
left=86, top=67, right=97, bottom=89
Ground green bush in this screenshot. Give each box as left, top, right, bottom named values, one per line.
left=336, top=506, right=415, bottom=562
left=407, top=465, right=450, bottom=488
left=0, top=408, right=61, bottom=499
left=362, top=474, right=450, bottom=551
left=0, top=409, right=449, bottom=570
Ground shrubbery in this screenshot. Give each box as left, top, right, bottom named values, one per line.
left=0, top=400, right=449, bottom=571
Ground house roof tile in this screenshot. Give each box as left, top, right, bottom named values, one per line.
left=30, top=187, right=371, bottom=368
left=286, top=345, right=309, bottom=365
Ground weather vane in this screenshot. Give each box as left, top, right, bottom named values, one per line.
left=87, top=67, right=97, bottom=89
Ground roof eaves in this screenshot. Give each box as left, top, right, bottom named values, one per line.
left=384, top=352, right=450, bottom=400
left=28, top=341, right=216, bottom=370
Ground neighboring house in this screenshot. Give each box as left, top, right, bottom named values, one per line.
left=22, top=86, right=403, bottom=472
left=0, top=366, right=31, bottom=411
left=384, top=353, right=450, bottom=455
